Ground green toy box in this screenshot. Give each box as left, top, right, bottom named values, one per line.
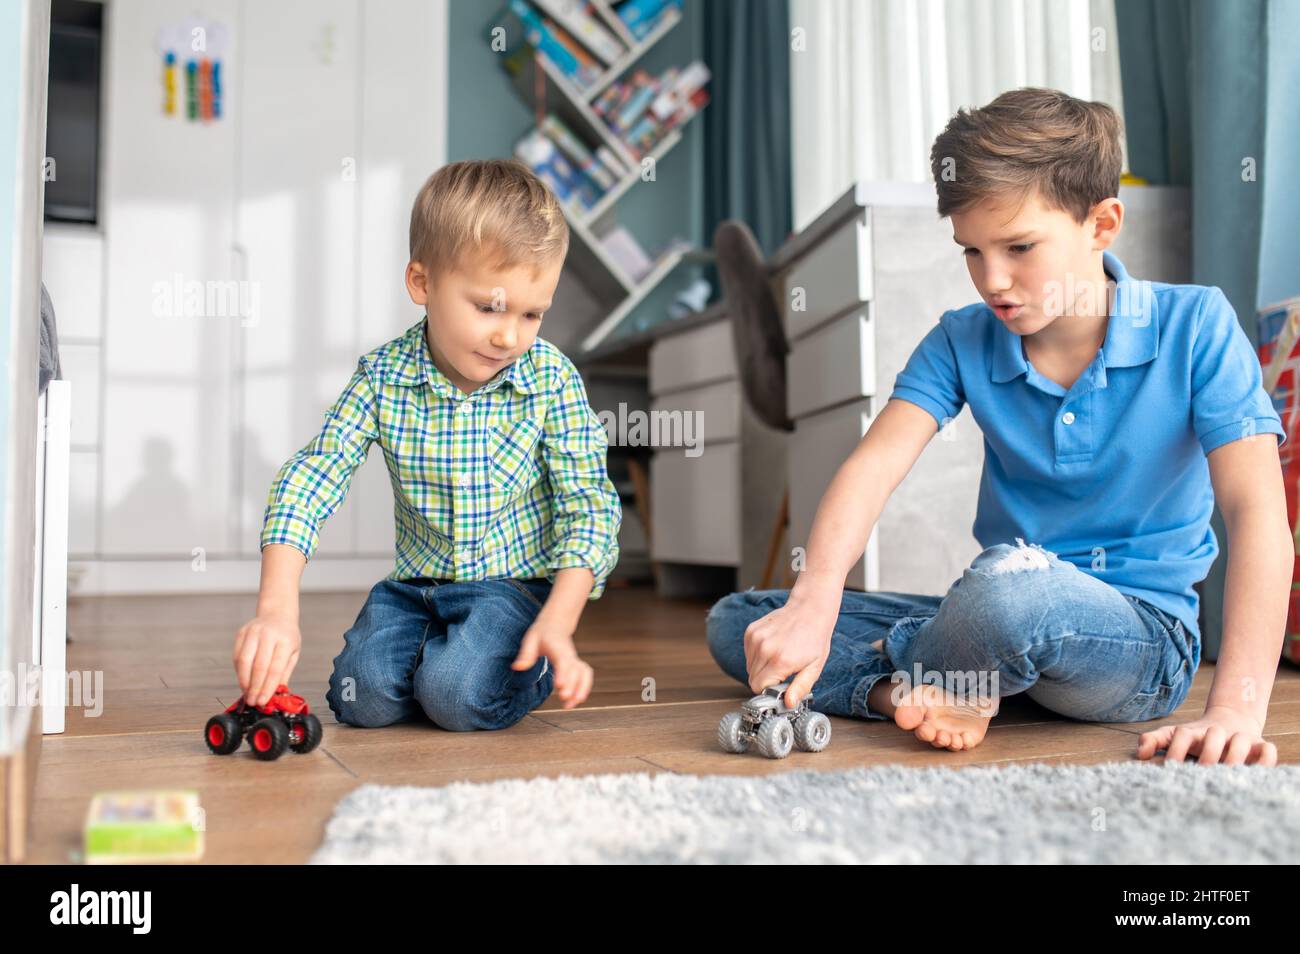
left=83, top=790, right=204, bottom=864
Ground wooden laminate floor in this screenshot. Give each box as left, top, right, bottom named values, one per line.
left=25, top=583, right=1300, bottom=864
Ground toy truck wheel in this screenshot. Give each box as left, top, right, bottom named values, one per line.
left=290, top=714, right=323, bottom=754
left=793, top=711, right=831, bottom=752
left=717, top=711, right=748, bottom=753
left=249, top=718, right=289, bottom=760
left=756, top=716, right=794, bottom=759
left=204, top=714, right=243, bottom=755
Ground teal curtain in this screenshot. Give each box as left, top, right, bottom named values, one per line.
left=701, top=0, right=792, bottom=258
left=1116, top=0, right=1300, bottom=660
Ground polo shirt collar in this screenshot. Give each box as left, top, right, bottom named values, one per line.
left=387, top=314, right=539, bottom=396
left=990, top=250, right=1158, bottom=384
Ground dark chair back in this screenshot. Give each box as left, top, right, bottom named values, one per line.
left=713, top=220, right=793, bottom=432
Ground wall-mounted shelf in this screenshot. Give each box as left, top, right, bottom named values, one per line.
left=581, top=246, right=714, bottom=351
left=500, top=0, right=707, bottom=354
left=581, top=127, right=682, bottom=231
left=581, top=5, right=682, bottom=103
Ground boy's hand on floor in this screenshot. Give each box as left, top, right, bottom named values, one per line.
left=233, top=612, right=302, bottom=708
left=514, top=621, right=592, bottom=709
left=1135, top=705, right=1277, bottom=765
left=743, top=596, right=838, bottom=709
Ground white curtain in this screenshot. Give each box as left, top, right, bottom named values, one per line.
left=789, top=0, right=1126, bottom=228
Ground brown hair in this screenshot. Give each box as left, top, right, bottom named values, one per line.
left=929, top=87, right=1124, bottom=223
left=408, top=158, right=569, bottom=277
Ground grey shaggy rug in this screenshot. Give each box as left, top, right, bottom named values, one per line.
left=310, top=762, right=1300, bottom=864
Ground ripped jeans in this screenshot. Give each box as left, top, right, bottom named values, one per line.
left=705, top=540, right=1199, bottom=724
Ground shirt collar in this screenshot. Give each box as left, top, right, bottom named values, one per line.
left=387, top=315, right=539, bottom=396
left=990, top=250, right=1159, bottom=384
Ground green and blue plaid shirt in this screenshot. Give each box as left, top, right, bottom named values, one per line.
left=260, top=315, right=622, bottom=598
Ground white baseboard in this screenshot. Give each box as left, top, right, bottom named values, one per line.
left=67, top=558, right=395, bottom=596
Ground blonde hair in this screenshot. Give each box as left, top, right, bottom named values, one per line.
left=408, top=158, right=569, bottom=277
left=930, top=87, right=1124, bottom=224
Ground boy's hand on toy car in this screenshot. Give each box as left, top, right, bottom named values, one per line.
left=513, top=620, right=592, bottom=709
left=234, top=612, right=302, bottom=707
left=743, top=595, right=838, bottom=708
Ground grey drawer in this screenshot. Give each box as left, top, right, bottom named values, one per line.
left=650, top=442, right=741, bottom=565
left=787, top=307, right=875, bottom=419
left=649, top=320, right=737, bottom=396
left=782, top=209, right=873, bottom=342
left=787, top=397, right=879, bottom=591
left=649, top=379, right=741, bottom=447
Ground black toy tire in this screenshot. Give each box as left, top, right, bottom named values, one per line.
left=290, top=714, right=323, bottom=754
left=249, top=718, right=289, bottom=760
left=204, top=714, right=243, bottom=755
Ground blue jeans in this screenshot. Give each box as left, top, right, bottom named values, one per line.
left=706, top=540, right=1199, bottom=724
left=326, top=577, right=555, bottom=731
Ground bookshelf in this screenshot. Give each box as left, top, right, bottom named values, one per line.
left=496, top=0, right=710, bottom=353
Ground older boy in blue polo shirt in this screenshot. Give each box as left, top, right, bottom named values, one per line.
left=706, top=88, right=1289, bottom=766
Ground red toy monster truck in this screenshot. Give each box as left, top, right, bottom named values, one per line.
left=204, top=684, right=322, bottom=761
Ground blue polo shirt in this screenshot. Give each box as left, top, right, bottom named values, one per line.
left=890, top=250, right=1286, bottom=642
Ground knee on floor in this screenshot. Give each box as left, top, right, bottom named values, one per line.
left=328, top=670, right=411, bottom=728
left=412, top=661, right=519, bottom=732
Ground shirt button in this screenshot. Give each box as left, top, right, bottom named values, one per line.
left=459, top=402, right=473, bottom=416
left=1062, top=411, right=1076, bottom=425
left=457, top=472, right=472, bottom=488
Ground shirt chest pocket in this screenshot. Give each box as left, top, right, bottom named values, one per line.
left=487, top=418, right=544, bottom=499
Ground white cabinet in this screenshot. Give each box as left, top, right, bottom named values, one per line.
left=42, top=226, right=103, bottom=557
left=774, top=184, right=987, bottom=595
left=782, top=208, right=873, bottom=340
left=645, top=316, right=786, bottom=592
left=787, top=397, right=879, bottom=591
left=650, top=443, right=741, bottom=565
left=70, top=0, right=444, bottom=590
left=100, top=0, right=240, bottom=557
left=648, top=320, right=743, bottom=567
left=234, top=0, right=363, bottom=556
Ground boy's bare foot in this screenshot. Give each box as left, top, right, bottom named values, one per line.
left=866, top=639, right=997, bottom=752
left=888, top=682, right=996, bottom=751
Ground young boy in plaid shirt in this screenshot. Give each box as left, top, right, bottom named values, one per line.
left=232, top=159, right=622, bottom=731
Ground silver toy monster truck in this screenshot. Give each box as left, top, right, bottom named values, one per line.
left=717, top=681, right=831, bottom=759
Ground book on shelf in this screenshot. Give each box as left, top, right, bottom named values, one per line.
left=591, top=61, right=710, bottom=158
left=503, top=0, right=602, bottom=91
left=545, top=16, right=605, bottom=78
left=599, top=224, right=654, bottom=282
left=614, top=0, right=684, bottom=41
left=515, top=127, right=602, bottom=213
left=600, top=229, right=696, bottom=286
left=531, top=0, right=627, bottom=64
left=650, top=60, right=709, bottom=123
left=541, top=114, right=618, bottom=191
left=594, top=143, right=632, bottom=179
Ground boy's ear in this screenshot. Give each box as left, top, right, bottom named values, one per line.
left=405, top=260, right=429, bottom=306
left=1090, top=197, right=1123, bottom=251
